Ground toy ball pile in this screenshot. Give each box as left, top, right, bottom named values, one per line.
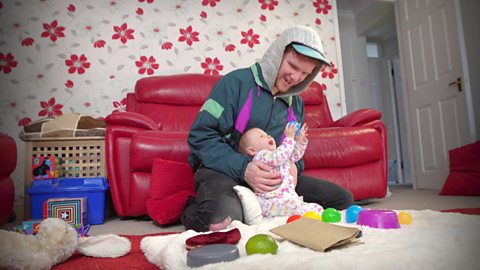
left=287, top=205, right=413, bottom=227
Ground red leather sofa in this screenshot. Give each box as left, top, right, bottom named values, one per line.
left=105, top=74, right=387, bottom=217
left=0, top=132, right=16, bottom=225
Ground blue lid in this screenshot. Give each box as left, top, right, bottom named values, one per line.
left=28, top=177, right=108, bottom=194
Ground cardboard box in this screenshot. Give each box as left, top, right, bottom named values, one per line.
left=28, top=177, right=108, bottom=224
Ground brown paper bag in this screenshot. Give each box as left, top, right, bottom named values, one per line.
left=269, top=218, right=362, bottom=252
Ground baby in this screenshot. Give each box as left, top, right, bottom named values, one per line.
left=238, top=122, right=323, bottom=217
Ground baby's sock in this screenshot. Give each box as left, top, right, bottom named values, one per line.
left=208, top=216, right=232, bottom=231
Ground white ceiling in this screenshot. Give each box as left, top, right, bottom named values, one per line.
left=337, top=0, right=396, bottom=40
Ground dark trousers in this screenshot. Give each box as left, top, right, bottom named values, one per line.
left=181, top=167, right=354, bottom=232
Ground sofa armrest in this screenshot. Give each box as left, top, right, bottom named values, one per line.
left=105, top=111, right=158, bottom=131
left=332, top=108, right=381, bottom=127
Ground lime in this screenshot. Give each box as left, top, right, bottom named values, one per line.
left=245, top=234, right=278, bottom=255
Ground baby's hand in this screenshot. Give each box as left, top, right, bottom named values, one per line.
left=284, top=122, right=297, bottom=138
left=295, top=123, right=308, bottom=142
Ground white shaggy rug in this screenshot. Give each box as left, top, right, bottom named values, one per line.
left=141, top=210, right=480, bottom=270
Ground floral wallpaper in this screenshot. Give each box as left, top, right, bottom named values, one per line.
left=0, top=0, right=342, bottom=198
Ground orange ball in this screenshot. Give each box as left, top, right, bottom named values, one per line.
left=286, top=215, right=302, bottom=223
left=398, top=211, right=413, bottom=225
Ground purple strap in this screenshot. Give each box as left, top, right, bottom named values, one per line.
left=235, top=89, right=253, bottom=133
left=287, top=107, right=297, bottom=123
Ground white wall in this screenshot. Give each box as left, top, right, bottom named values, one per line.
left=459, top=0, right=480, bottom=140
left=338, top=10, right=372, bottom=113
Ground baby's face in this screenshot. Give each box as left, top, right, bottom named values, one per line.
left=247, top=128, right=277, bottom=152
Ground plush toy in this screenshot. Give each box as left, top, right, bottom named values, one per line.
left=0, top=218, right=131, bottom=270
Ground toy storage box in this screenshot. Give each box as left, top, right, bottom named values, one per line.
left=28, top=177, right=108, bottom=224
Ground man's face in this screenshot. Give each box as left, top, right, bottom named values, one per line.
left=273, top=48, right=319, bottom=95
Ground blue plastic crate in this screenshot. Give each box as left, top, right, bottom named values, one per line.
left=28, top=177, right=109, bottom=225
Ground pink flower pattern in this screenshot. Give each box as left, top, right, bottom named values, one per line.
left=41, top=20, right=65, bottom=43
left=67, top=4, right=76, bottom=12
left=161, top=42, right=173, bottom=50
left=113, top=98, right=127, bottom=112
left=201, top=57, right=223, bottom=75
left=65, top=54, right=91, bottom=75
left=21, top=38, right=34, bottom=46
left=178, top=26, right=199, bottom=46
left=240, top=28, right=260, bottom=48
left=313, top=0, right=332, bottom=15
left=18, top=117, right=32, bottom=127
left=112, top=23, right=135, bottom=44
left=202, top=0, right=220, bottom=7
left=38, top=98, right=63, bottom=117
left=225, top=44, right=236, bottom=52
left=0, top=1, right=341, bottom=144
left=135, top=55, right=159, bottom=75
left=0, top=53, right=18, bottom=74
left=321, top=62, right=337, bottom=79
left=259, top=0, right=278, bottom=11
left=94, top=40, right=106, bottom=48
left=65, top=80, right=74, bottom=88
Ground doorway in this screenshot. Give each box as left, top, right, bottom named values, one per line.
left=337, top=0, right=412, bottom=185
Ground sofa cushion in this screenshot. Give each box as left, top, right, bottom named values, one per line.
left=146, top=158, right=195, bottom=225
left=440, top=141, right=480, bottom=196
left=233, top=186, right=263, bottom=225
left=303, top=127, right=382, bottom=168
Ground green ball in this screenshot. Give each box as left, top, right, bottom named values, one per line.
left=322, top=208, right=341, bottom=223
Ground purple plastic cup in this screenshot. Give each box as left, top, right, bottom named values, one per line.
left=356, top=210, right=400, bottom=229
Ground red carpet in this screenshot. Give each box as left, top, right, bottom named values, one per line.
left=53, top=233, right=176, bottom=270
left=441, top=208, right=480, bottom=215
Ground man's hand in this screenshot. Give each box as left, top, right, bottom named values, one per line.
left=244, top=160, right=281, bottom=193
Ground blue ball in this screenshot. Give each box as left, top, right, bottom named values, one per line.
left=288, top=121, right=301, bottom=136
left=346, top=205, right=364, bottom=223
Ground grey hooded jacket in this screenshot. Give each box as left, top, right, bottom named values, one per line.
left=187, top=26, right=327, bottom=183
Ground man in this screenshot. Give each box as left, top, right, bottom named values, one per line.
left=182, top=26, right=353, bottom=232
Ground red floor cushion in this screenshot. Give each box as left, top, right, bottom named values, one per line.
left=146, top=158, right=195, bottom=225
left=440, top=141, right=480, bottom=196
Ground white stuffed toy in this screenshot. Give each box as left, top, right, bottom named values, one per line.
left=0, top=218, right=131, bottom=270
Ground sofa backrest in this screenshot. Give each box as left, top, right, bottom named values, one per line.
left=301, top=82, right=334, bottom=128
left=128, top=74, right=221, bottom=131
left=127, top=74, right=333, bottom=131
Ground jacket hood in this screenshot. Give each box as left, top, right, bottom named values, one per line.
left=256, top=26, right=328, bottom=98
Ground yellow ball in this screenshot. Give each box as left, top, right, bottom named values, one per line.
left=398, top=211, right=413, bottom=225
left=303, top=211, right=321, bottom=220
